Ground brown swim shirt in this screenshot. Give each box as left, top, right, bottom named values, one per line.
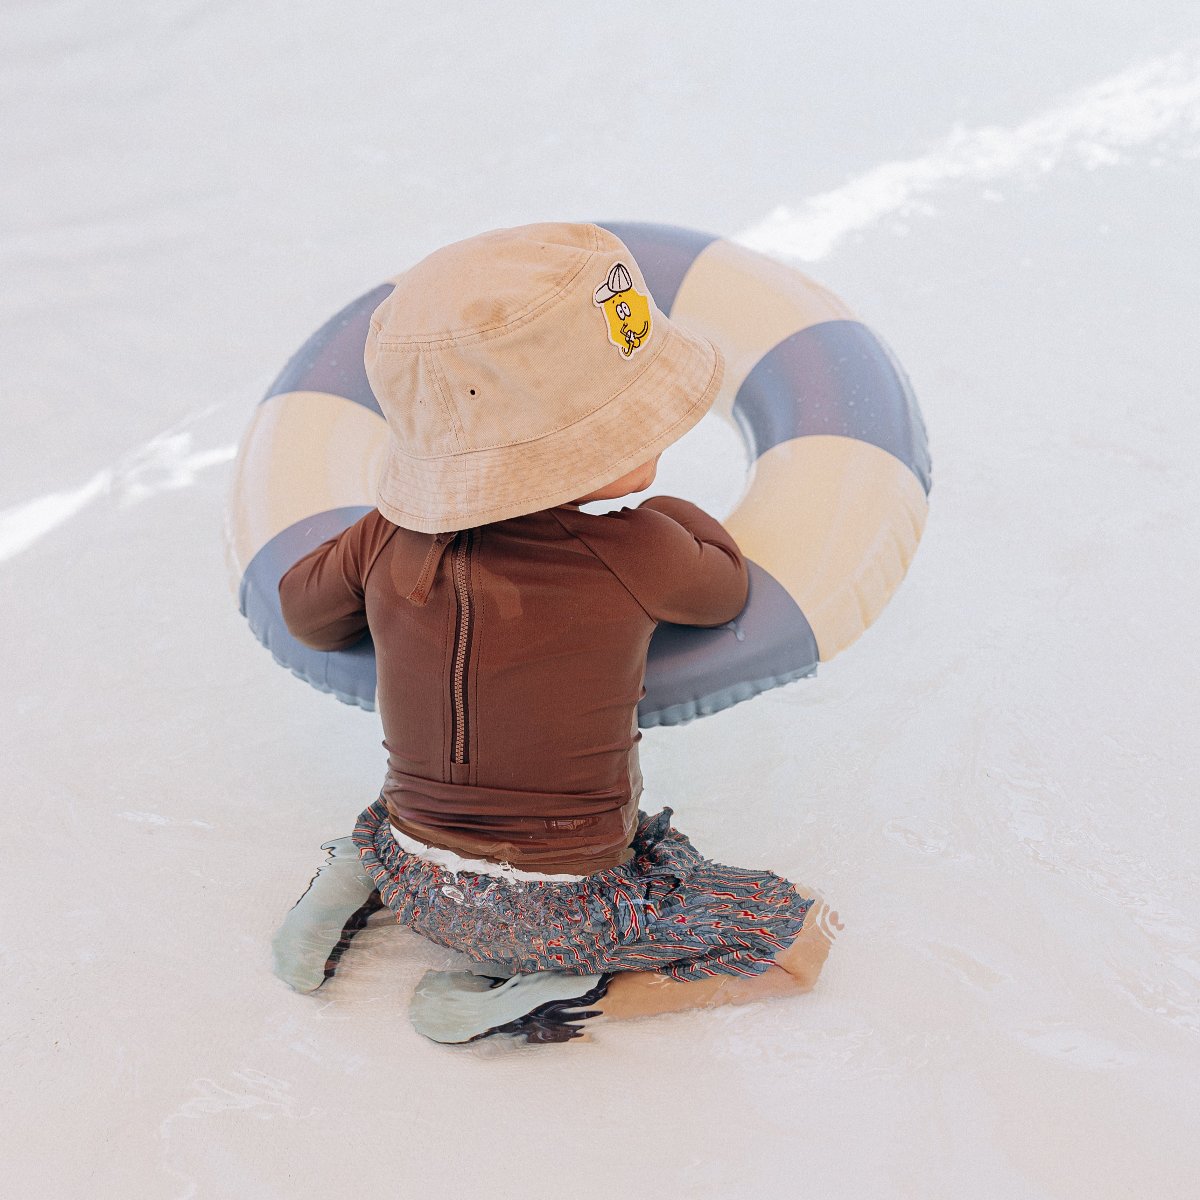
left=278, top=494, right=748, bottom=874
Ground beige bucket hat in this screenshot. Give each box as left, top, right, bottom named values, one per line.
left=364, top=222, right=724, bottom=533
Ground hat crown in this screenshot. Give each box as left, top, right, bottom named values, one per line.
left=365, top=222, right=659, bottom=459
left=370, top=223, right=599, bottom=344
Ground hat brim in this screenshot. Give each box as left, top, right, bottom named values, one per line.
left=375, top=322, right=725, bottom=533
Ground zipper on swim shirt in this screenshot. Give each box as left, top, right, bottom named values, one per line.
left=449, top=528, right=475, bottom=765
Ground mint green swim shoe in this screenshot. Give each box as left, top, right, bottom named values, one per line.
left=271, top=836, right=384, bottom=993
left=409, top=969, right=611, bottom=1044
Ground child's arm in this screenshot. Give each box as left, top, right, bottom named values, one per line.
left=561, top=495, right=749, bottom=628
left=634, top=495, right=749, bottom=627
left=277, top=510, right=399, bottom=651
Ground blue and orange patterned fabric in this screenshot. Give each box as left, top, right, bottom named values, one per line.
left=353, top=798, right=814, bottom=982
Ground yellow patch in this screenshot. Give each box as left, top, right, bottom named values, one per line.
left=593, top=262, right=652, bottom=358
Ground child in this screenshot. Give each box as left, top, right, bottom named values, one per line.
left=272, top=222, right=837, bottom=1043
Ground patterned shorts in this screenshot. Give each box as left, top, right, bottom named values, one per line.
left=352, top=798, right=814, bottom=982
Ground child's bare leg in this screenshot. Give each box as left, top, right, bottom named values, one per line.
left=594, top=896, right=840, bottom=1021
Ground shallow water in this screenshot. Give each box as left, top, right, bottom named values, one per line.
left=3, top=4, right=1199, bottom=1197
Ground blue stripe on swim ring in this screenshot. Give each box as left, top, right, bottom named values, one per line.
left=732, top=319, right=932, bottom=494
left=595, top=221, right=719, bottom=316
left=263, top=283, right=394, bottom=416
left=241, top=506, right=378, bottom=710
left=641, top=562, right=818, bottom=728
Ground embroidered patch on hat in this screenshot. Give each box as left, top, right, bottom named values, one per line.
left=593, top=263, right=652, bottom=358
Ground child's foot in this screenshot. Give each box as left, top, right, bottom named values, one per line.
left=776, top=896, right=843, bottom=990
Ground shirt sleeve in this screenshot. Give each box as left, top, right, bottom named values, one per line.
left=561, top=494, right=750, bottom=627
left=277, top=509, right=400, bottom=651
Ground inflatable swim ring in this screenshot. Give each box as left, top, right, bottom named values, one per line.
left=225, top=222, right=931, bottom=727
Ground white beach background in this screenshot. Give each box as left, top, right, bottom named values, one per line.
left=3, top=3, right=1198, bottom=1197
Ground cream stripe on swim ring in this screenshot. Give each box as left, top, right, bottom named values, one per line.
left=225, top=390, right=389, bottom=595
left=225, top=222, right=931, bottom=722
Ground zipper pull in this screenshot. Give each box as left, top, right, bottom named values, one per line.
left=405, top=531, right=455, bottom=606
